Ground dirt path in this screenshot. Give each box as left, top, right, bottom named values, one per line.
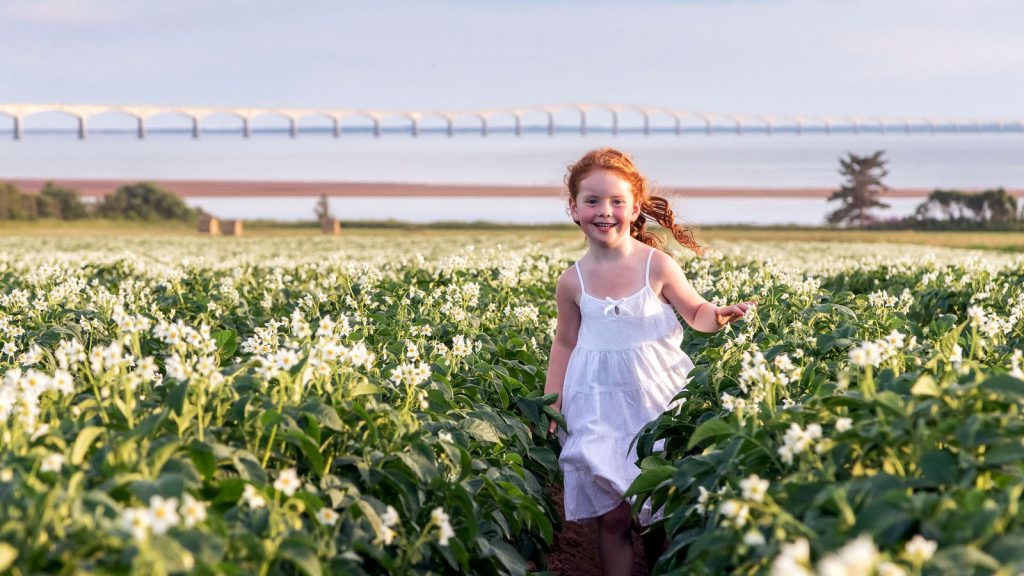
left=542, top=485, right=652, bottom=576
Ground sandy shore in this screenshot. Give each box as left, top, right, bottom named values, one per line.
left=8, top=178, right=1023, bottom=199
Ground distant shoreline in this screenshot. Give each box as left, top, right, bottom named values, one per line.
left=8, top=178, right=1024, bottom=199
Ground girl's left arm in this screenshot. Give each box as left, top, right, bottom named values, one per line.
left=655, top=251, right=755, bottom=332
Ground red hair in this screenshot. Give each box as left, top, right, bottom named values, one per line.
left=565, top=147, right=703, bottom=256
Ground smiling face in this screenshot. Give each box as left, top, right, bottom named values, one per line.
left=569, top=169, right=642, bottom=246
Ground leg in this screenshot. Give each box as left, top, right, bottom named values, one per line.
left=597, top=502, right=634, bottom=576
left=639, top=523, right=667, bottom=572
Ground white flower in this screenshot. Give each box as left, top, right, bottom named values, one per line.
left=695, top=486, right=712, bottom=516
left=719, top=499, right=750, bottom=527
left=40, top=453, right=64, bottom=473
left=274, top=468, right=301, bottom=497
left=180, top=493, right=208, bottom=528
left=818, top=535, right=879, bottom=576
left=739, top=474, right=769, bottom=503
left=438, top=430, right=453, bottom=443
left=835, top=417, right=853, bottom=433
left=242, top=484, right=267, bottom=509
left=743, top=529, right=766, bottom=547
left=949, top=344, right=963, bottom=364
left=903, top=534, right=937, bottom=565
left=148, top=495, right=181, bottom=534
left=119, top=507, right=152, bottom=542
left=316, top=507, right=339, bottom=526
left=431, top=507, right=455, bottom=546
left=381, top=505, right=400, bottom=527
left=275, top=348, right=300, bottom=370
left=770, top=538, right=812, bottom=576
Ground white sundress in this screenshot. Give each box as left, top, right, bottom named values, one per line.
left=558, top=248, right=694, bottom=525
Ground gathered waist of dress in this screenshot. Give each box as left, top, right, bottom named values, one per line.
left=574, top=324, right=684, bottom=352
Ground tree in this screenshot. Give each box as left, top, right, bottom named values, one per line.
left=315, top=194, right=330, bottom=223
left=0, top=182, right=37, bottom=220
left=826, top=151, right=891, bottom=226
left=37, top=182, right=88, bottom=219
left=98, top=182, right=197, bottom=222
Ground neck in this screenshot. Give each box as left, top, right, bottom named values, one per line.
left=588, top=237, right=640, bottom=261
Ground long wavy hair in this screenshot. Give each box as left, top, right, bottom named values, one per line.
left=565, top=147, right=703, bottom=256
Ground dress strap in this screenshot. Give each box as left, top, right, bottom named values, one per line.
left=644, top=249, right=655, bottom=289
left=574, top=261, right=588, bottom=297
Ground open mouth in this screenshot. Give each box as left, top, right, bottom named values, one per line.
left=594, top=222, right=617, bottom=230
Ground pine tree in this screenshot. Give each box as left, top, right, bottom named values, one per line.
left=826, top=151, right=891, bottom=226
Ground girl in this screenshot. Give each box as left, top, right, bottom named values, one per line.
left=545, top=148, right=753, bottom=576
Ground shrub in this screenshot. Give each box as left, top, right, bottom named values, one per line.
left=36, top=182, right=89, bottom=220
left=0, top=182, right=38, bottom=220
left=98, top=182, right=197, bottom=222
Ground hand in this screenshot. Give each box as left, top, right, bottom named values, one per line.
left=547, top=402, right=562, bottom=437
left=715, top=301, right=756, bottom=327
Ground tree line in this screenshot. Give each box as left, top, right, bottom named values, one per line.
left=0, top=182, right=198, bottom=222
left=826, top=151, right=1022, bottom=230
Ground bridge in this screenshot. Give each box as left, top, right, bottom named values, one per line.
left=0, top=103, right=1020, bottom=140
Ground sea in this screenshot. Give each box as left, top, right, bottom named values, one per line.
left=1, top=126, right=1022, bottom=225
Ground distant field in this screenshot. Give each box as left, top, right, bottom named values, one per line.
left=4, top=219, right=1023, bottom=250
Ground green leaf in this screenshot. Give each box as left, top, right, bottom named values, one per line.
left=687, top=418, right=735, bottom=450
left=979, top=374, right=1024, bottom=401
left=299, top=401, right=344, bottom=432
left=919, top=449, right=957, bottom=485
left=276, top=536, right=322, bottom=576
left=623, top=465, right=676, bottom=498
left=462, top=418, right=503, bottom=444
left=213, top=329, right=238, bottom=361
left=70, top=426, right=104, bottom=466
left=910, top=374, right=941, bottom=397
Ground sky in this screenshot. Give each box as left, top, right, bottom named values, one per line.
left=1, top=0, right=1022, bottom=121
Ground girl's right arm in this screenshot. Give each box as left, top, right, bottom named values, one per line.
left=544, top=269, right=581, bottom=437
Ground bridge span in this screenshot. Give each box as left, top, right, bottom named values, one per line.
left=0, top=103, right=1020, bottom=140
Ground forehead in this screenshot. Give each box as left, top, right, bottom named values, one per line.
left=578, top=169, right=633, bottom=197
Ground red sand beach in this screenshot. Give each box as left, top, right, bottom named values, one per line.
left=12, top=178, right=1022, bottom=199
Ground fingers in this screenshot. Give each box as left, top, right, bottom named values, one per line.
left=547, top=420, right=558, bottom=437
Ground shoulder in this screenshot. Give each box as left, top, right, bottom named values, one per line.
left=648, top=248, right=684, bottom=278
left=555, top=264, right=582, bottom=298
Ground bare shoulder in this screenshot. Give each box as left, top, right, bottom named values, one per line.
left=555, top=264, right=582, bottom=302
left=649, top=248, right=685, bottom=280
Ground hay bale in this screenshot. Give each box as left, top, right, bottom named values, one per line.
left=221, top=219, right=244, bottom=236
left=321, top=218, right=341, bottom=234
left=198, top=215, right=221, bottom=235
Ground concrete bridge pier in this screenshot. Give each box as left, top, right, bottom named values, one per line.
left=136, top=116, right=146, bottom=139
left=479, top=115, right=488, bottom=137
left=191, top=117, right=200, bottom=139
left=514, top=115, right=522, bottom=137
left=12, top=116, right=22, bottom=140
left=674, top=116, right=682, bottom=136
left=77, top=116, right=87, bottom=140
left=332, top=117, right=340, bottom=138
left=446, top=118, right=454, bottom=137
left=243, top=118, right=252, bottom=139
left=547, top=112, right=555, bottom=136
left=373, top=119, right=381, bottom=137
left=642, top=112, right=650, bottom=136
left=288, top=118, right=297, bottom=138
left=611, top=111, right=619, bottom=136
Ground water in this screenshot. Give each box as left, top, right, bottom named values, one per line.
left=1, top=130, right=1021, bottom=223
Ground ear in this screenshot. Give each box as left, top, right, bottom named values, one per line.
left=631, top=198, right=642, bottom=222
left=568, top=196, right=580, bottom=222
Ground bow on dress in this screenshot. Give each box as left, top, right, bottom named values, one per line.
left=602, top=296, right=636, bottom=318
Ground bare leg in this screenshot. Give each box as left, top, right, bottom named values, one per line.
left=597, top=502, right=633, bottom=576
left=639, top=523, right=666, bottom=572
